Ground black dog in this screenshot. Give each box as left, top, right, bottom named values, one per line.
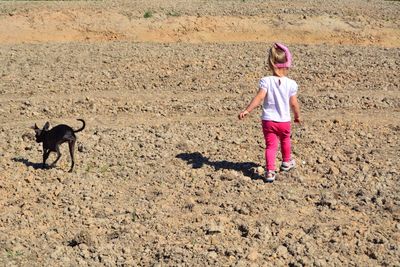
left=32, top=119, right=85, bottom=172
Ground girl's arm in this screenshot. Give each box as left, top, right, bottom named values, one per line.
left=289, top=95, right=302, bottom=124
left=238, top=89, right=267, bottom=120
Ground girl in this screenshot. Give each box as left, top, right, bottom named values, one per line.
left=238, top=43, right=302, bottom=183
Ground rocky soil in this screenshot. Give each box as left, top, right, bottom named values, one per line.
left=0, top=0, right=399, bottom=266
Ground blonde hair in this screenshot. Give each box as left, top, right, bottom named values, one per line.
left=267, top=45, right=287, bottom=70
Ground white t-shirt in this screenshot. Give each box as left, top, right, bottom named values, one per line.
left=259, top=76, right=298, bottom=122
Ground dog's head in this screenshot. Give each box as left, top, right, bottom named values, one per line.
left=31, top=122, right=50, bottom=143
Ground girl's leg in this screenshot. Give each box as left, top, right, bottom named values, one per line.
left=262, top=121, right=279, bottom=171
left=278, top=122, right=292, bottom=162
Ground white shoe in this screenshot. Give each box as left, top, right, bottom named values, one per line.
left=264, top=171, right=276, bottom=183
left=280, top=159, right=296, bottom=172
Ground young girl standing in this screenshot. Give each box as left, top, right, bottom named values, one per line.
left=238, top=43, right=302, bottom=183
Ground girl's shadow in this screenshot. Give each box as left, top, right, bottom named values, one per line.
left=176, top=152, right=262, bottom=180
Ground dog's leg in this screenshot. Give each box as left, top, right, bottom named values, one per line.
left=50, top=145, right=62, bottom=167
left=68, top=140, right=76, bottom=172
left=43, top=149, right=50, bottom=169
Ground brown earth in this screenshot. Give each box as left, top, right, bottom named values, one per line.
left=0, top=0, right=399, bottom=266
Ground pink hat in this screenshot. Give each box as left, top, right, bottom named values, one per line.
left=274, top=43, right=292, bottom=68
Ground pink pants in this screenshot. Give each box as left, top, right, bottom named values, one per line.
left=262, top=120, right=291, bottom=171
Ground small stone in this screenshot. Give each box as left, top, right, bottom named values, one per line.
left=313, top=258, right=327, bottom=267
left=22, top=133, right=34, bottom=142
left=205, top=223, right=224, bottom=235
left=208, top=251, right=218, bottom=259
left=220, top=170, right=237, bottom=181
left=234, top=259, right=248, bottom=267
left=184, top=197, right=196, bottom=211
left=272, top=216, right=285, bottom=226
left=360, top=164, right=370, bottom=173
left=256, top=166, right=264, bottom=175
left=339, top=166, right=349, bottom=175
left=295, top=175, right=305, bottom=183
left=247, top=249, right=260, bottom=261
left=78, top=143, right=86, bottom=152
left=50, top=246, right=63, bottom=259
left=79, top=248, right=90, bottom=259
left=330, top=154, right=339, bottom=162
left=122, top=247, right=131, bottom=254
left=329, top=166, right=340, bottom=176
left=238, top=224, right=249, bottom=237
left=232, top=139, right=241, bottom=145
left=234, top=205, right=250, bottom=215
left=275, top=245, right=289, bottom=258
left=73, top=230, right=95, bottom=246
left=24, top=174, right=34, bottom=183
left=124, top=259, right=135, bottom=266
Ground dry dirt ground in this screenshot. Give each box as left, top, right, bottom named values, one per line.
left=0, top=0, right=399, bottom=266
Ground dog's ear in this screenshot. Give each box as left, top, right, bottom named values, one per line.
left=43, top=122, right=50, bottom=131
left=31, top=124, right=39, bottom=130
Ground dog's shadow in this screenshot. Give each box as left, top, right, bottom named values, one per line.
left=12, top=157, right=44, bottom=170
left=176, top=152, right=262, bottom=180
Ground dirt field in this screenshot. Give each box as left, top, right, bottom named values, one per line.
left=0, top=0, right=399, bottom=266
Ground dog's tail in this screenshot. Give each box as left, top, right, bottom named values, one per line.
left=74, top=119, right=85, bottom=133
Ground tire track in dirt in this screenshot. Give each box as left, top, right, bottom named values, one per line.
left=2, top=109, right=399, bottom=128
left=1, top=88, right=399, bottom=129
left=1, top=88, right=399, bottom=107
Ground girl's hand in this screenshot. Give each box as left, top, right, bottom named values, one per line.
left=294, top=117, right=302, bottom=125
left=238, top=110, right=249, bottom=120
